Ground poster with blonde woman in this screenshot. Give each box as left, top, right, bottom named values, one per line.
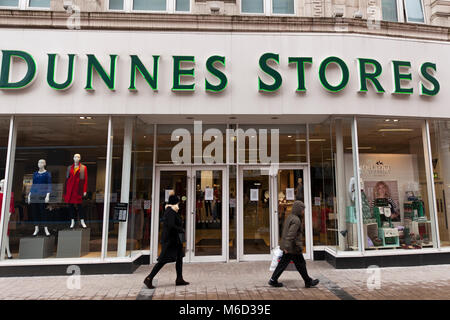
left=364, top=181, right=401, bottom=222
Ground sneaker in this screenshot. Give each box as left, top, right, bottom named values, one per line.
left=305, top=279, right=319, bottom=288
left=268, top=279, right=283, bottom=287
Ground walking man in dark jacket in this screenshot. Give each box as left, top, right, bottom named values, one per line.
left=269, top=200, right=319, bottom=288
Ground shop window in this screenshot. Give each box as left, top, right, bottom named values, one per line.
left=0, top=117, right=10, bottom=260
left=129, top=117, right=154, bottom=253
left=382, top=0, right=425, bottom=23
left=356, top=118, right=435, bottom=251
left=429, top=120, right=450, bottom=248
left=309, top=118, right=358, bottom=252
left=241, top=0, right=295, bottom=15
left=0, top=0, right=50, bottom=9
left=109, top=0, right=190, bottom=12
left=5, top=116, right=108, bottom=260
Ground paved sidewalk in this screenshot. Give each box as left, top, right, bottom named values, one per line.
left=1, top=261, right=449, bottom=300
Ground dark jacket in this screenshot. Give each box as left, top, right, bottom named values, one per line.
left=280, top=201, right=305, bottom=254
left=158, top=205, right=185, bottom=263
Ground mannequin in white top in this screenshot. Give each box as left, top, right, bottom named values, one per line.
left=28, top=159, right=51, bottom=237
left=0, top=179, right=13, bottom=259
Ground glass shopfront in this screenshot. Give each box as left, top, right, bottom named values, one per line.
left=357, top=118, right=435, bottom=251
left=6, top=116, right=108, bottom=260
left=430, top=120, right=450, bottom=247
left=0, top=115, right=448, bottom=266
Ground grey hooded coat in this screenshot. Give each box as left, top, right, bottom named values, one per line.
left=279, top=201, right=305, bottom=254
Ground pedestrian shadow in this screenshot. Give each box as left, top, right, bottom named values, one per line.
left=136, top=280, right=158, bottom=300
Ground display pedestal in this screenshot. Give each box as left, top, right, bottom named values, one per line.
left=56, top=228, right=90, bottom=258
left=19, top=236, right=55, bottom=259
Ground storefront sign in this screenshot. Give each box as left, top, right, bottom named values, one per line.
left=0, top=50, right=440, bottom=96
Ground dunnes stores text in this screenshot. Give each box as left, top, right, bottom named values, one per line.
left=0, top=50, right=441, bottom=96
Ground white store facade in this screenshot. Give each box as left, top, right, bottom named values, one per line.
left=0, top=26, right=449, bottom=275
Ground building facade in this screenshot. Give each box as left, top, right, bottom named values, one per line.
left=0, top=0, right=449, bottom=275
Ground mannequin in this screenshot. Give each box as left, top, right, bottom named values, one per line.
left=63, top=154, right=88, bottom=229
left=0, top=179, right=14, bottom=259
left=28, top=159, right=52, bottom=237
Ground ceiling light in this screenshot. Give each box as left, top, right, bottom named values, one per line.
left=345, top=147, right=372, bottom=150
left=80, top=116, right=85, bottom=119
left=393, top=119, right=399, bottom=122
left=288, top=135, right=292, bottom=138
left=378, top=129, right=413, bottom=132
left=385, top=119, right=391, bottom=122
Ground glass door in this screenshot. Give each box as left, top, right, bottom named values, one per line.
left=152, top=166, right=227, bottom=263
left=238, top=167, right=274, bottom=260
left=273, top=167, right=311, bottom=259
left=152, top=169, right=189, bottom=262
left=189, top=167, right=227, bottom=262
left=238, top=165, right=311, bottom=261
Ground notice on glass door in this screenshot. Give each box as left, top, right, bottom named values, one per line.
left=250, top=189, right=259, bottom=201
left=165, top=189, right=174, bottom=202
left=286, top=188, right=295, bottom=201
left=205, top=188, right=214, bottom=201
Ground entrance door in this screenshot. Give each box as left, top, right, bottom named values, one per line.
left=238, top=166, right=310, bottom=261
left=152, top=167, right=227, bottom=263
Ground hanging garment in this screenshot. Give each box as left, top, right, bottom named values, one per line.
left=63, top=163, right=88, bottom=204
left=0, top=192, right=15, bottom=236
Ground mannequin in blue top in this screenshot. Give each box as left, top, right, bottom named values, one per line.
left=27, top=159, right=52, bottom=237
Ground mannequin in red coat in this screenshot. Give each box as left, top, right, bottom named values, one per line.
left=63, top=154, right=88, bottom=229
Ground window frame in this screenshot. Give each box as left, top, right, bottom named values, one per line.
left=382, top=0, right=426, bottom=24
left=403, top=0, right=426, bottom=24
left=0, top=0, right=50, bottom=10
left=239, top=0, right=297, bottom=17
left=107, top=0, right=192, bottom=14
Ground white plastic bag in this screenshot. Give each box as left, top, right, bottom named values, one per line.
left=269, top=246, right=283, bottom=271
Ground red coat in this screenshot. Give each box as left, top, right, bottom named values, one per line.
left=0, top=192, right=14, bottom=236
left=64, top=164, right=88, bottom=204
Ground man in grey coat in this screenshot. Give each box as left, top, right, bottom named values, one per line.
left=268, top=200, right=319, bottom=288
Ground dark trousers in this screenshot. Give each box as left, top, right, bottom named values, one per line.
left=31, top=203, right=48, bottom=226
left=30, top=195, right=48, bottom=226
left=271, top=253, right=312, bottom=284
left=68, top=204, right=85, bottom=220
left=204, top=201, right=212, bottom=217
left=147, top=250, right=183, bottom=280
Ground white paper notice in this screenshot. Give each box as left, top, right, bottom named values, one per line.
left=230, top=198, right=236, bottom=208
left=144, top=200, right=151, bottom=210
left=250, top=189, right=259, bottom=201
left=314, top=197, right=321, bottom=206
left=205, top=188, right=214, bottom=201
left=165, top=190, right=173, bottom=202
left=286, top=188, right=295, bottom=201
